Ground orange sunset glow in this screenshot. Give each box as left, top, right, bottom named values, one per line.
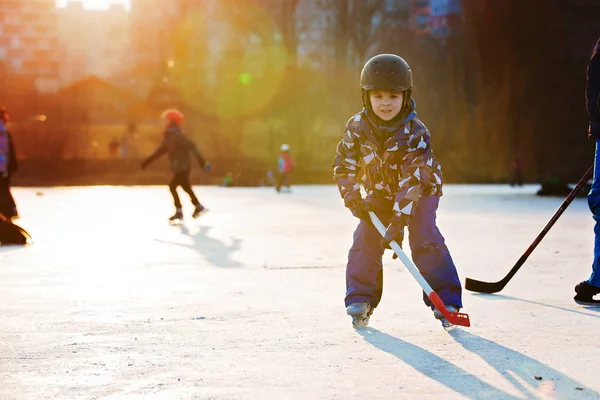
left=55, top=0, right=130, bottom=11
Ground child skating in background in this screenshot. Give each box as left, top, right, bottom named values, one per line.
left=141, top=109, right=210, bottom=222
left=276, top=144, right=294, bottom=193
left=332, top=54, right=463, bottom=328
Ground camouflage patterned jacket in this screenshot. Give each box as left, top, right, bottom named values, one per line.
left=333, top=104, right=442, bottom=228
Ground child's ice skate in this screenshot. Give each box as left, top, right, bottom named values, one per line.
left=192, top=204, right=207, bottom=219
left=574, top=281, right=600, bottom=305
left=169, top=208, right=184, bottom=224
left=346, top=302, right=372, bottom=329
left=433, top=305, right=459, bottom=330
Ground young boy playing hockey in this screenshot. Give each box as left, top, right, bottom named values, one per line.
left=575, top=37, right=600, bottom=305
left=142, top=109, right=210, bottom=222
left=333, top=54, right=463, bottom=328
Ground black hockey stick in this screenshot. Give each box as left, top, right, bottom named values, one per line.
left=465, top=165, right=594, bottom=294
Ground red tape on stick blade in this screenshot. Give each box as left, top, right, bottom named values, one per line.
left=428, top=292, right=471, bottom=327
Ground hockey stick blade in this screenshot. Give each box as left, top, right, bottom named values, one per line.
left=429, top=291, right=471, bottom=327
left=465, top=276, right=507, bottom=294
left=464, top=164, right=593, bottom=294
left=368, top=212, right=471, bottom=327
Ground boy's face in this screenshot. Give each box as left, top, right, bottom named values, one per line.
left=369, top=90, right=403, bottom=121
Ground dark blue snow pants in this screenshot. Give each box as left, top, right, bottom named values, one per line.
left=345, top=196, right=463, bottom=309
left=587, top=139, right=600, bottom=286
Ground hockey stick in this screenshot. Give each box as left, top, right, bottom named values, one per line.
left=368, top=211, right=471, bottom=327
left=465, top=164, right=594, bottom=294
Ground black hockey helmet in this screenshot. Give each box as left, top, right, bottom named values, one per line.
left=360, top=54, right=412, bottom=92
left=360, top=54, right=413, bottom=120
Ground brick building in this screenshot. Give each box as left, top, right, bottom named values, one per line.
left=0, top=0, right=59, bottom=93
left=56, top=1, right=131, bottom=87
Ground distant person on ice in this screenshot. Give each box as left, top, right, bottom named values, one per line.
left=333, top=54, right=463, bottom=328
left=575, top=37, right=600, bottom=305
left=0, top=105, right=19, bottom=221
left=141, top=109, right=210, bottom=222
left=510, top=155, right=524, bottom=187
left=275, top=143, right=294, bottom=193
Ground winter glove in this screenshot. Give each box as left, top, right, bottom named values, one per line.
left=382, top=222, right=405, bottom=258
left=346, top=199, right=371, bottom=222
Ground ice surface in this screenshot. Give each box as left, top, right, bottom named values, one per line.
left=0, top=184, right=598, bottom=399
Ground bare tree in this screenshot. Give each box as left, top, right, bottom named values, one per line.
left=317, top=0, right=388, bottom=68
left=269, top=0, right=300, bottom=68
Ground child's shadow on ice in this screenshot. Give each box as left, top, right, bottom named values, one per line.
left=357, top=327, right=521, bottom=399
left=156, top=225, right=243, bottom=268
left=359, top=327, right=597, bottom=399
left=449, top=329, right=599, bottom=399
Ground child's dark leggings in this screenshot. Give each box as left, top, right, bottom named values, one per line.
left=169, top=170, right=200, bottom=209
left=276, top=172, right=290, bottom=191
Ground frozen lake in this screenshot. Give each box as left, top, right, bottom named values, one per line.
left=1, top=184, right=598, bottom=399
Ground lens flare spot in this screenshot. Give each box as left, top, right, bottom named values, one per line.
left=169, top=6, right=288, bottom=120
left=238, top=73, right=252, bottom=86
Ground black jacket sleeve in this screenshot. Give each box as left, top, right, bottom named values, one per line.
left=183, top=136, right=206, bottom=168
left=586, top=38, right=600, bottom=122
left=142, top=137, right=167, bottom=167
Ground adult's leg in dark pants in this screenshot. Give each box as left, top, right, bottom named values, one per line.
left=0, top=176, right=17, bottom=219
left=177, top=170, right=200, bottom=206
left=345, top=216, right=389, bottom=308
left=587, top=139, right=600, bottom=287
left=408, top=196, right=462, bottom=309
